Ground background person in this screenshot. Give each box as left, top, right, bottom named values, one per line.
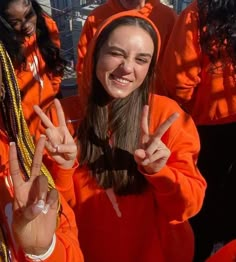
left=161, top=0, right=236, bottom=260
left=0, top=0, right=66, bottom=134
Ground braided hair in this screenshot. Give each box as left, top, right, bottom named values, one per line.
left=0, top=40, right=56, bottom=261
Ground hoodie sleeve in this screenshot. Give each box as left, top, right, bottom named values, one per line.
left=140, top=97, right=206, bottom=223
left=161, top=1, right=202, bottom=104
left=44, top=15, right=62, bottom=95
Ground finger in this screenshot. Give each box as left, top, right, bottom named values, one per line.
left=33, top=104, right=55, bottom=129
left=154, top=112, right=179, bottom=139
left=20, top=201, right=44, bottom=222
left=9, top=142, right=25, bottom=189
left=42, top=188, right=59, bottom=214
left=141, top=105, right=149, bottom=136
left=144, top=148, right=170, bottom=166
left=55, top=143, right=77, bottom=155
left=33, top=175, right=49, bottom=202
left=45, top=128, right=59, bottom=149
left=45, top=140, right=57, bottom=153
left=134, top=149, right=146, bottom=164
left=54, top=99, right=67, bottom=127
left=30, top=136, right=46, bottom=180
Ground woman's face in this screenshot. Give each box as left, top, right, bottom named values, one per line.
left=96, top=25, right=154, bottom=99
left=5, top=0, right=37, bottom=37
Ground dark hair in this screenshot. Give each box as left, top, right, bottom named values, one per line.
left=78, top=16, right=158, bottom=195
left=198, top=0, right=236, bottom=71
left=0, top=0, right=66, bottom=75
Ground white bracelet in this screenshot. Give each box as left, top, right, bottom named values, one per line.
left=25, top=234, right=56, bottom=261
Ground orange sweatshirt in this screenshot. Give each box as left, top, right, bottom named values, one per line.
left=161, top=0, right=236, bottom=125
left=43, top=12, right=206, bottom=261
left=0, top=123, right=84, bottom=262
left=206, top=240, right=236, bottom=262
left=15, top=15, right=62, bottom=135
left=76, top=0, right=177, bottom=94
left=44, top=94, right=206, bottom=262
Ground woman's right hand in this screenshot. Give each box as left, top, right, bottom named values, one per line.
left=34, top=99, right=77, bottom=169
left=10, top=136, right=58, bottom=256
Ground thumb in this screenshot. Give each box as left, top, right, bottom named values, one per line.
left=134, top=149, right=146, bottom=164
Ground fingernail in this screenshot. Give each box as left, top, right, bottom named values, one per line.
left=10, top=142, right=15, bottom=146
left=42, top=204, right=50, bottom=214
left=36, top=199, right=45, bottom=209
left=142, top=159, right=150, bottom=166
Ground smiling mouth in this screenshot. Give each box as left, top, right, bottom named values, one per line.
left=110, top=74, right=131, bottom=84
left=25, top=26, right=35, bottom=36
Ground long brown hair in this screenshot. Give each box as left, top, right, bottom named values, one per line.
left=78, top=16, right=158, bottom=195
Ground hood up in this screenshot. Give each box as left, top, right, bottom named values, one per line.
left=80, top=10, right=161, bottom=112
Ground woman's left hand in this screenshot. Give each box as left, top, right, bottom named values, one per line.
left=134, top=105, right=179, bottom=174
left=10, top=136, right=58, bottom=255
left=34, top=99, right=77, bottom=169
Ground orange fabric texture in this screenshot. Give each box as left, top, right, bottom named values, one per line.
left=14, top=14, right=62, bottom=135
left=161, top=0, right=236, bottom=125
left=76, top=0, right=177, bottom=94
left=0, top=126, right=84, bottom=262
left=46, top=93, right=206, bottom=262
left=73, top=95, right=206, bottom=262
left=206, top=240, right=236, bottom=262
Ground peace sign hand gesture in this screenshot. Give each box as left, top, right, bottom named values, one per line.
left=10, top=136, right=58, bottom=255
left=134, top=105, right=179, bottom=174
left=34, top=99, right=77, bottom=169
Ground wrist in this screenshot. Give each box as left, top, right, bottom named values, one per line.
left=25, top=233, right=56, bottom=260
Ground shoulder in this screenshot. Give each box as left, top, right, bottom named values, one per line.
left=42, top=14, right=58, bottom=29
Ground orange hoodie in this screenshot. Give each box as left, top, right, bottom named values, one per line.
left=161, top=0, right=236, bottom=125
left=0, top=119, right=84, bottom=262
left=206, top=240, right=236, bottom=262
left=15, top=14, right=62, bottom=135
left=45, top=11, right=206, bottom=262
left=76, top=0, right=177, bottom=94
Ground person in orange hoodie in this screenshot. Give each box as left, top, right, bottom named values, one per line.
left=0, top=0, right=66, bottom=134
left=161, top=0, right=236, bottom=260
left=76, top=0, right=177, bottom=98
left=37, top=11, right=207, bottom=262
left=0, top=41, right=83, bottom=261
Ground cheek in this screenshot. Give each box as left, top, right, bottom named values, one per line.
left=136, top=65, right=150, bottom=83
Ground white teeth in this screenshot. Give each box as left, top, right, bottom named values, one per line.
left=113, top=76, right=129, bottom=84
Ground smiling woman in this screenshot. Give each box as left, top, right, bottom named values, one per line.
left=96, top=25, right=154, bottom=99
left=37, top=10, right=207, bottom=262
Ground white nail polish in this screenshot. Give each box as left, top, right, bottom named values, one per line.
left=42, top=204, right=49, bottom=214
left=36, top=199, right=45, bottom=209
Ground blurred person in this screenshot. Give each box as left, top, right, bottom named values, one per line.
left=0, top=0, right=66, bottom=134
left=161, top=0, right=236, bottom=260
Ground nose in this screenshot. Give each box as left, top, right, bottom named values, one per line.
left=22, top=20, right=31, bottom=31
left=120, top=59, right=134, bottom=73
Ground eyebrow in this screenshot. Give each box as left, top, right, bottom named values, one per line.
left=107, top=46, right=153, bottom=58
